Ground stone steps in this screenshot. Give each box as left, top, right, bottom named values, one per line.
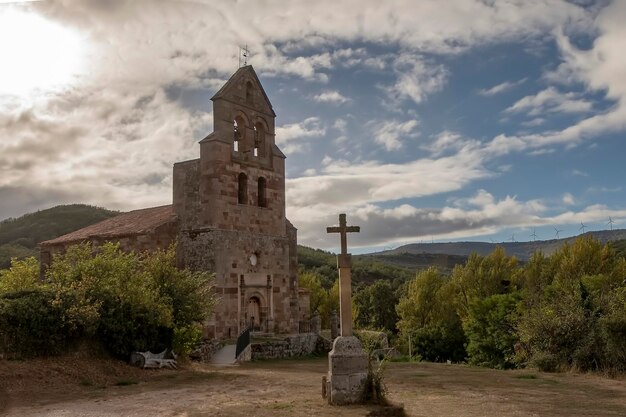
left=210, top=344, right=237, bottom=366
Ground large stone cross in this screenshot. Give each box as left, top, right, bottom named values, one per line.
left=327, top=213, right=360, bottom=336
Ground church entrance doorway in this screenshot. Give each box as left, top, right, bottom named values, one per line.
left=247, top=296, right=261, bottom=331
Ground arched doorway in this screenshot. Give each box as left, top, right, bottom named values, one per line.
left=247, top=296, right=261, bottom=331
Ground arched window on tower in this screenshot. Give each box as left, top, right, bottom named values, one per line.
left=234, top=115, right=248, bottom=153
left=238, top=172, right=248, bottom=204
left=233, top=119, right=240, bottom=152
left=254, top=122, right=266, bottom=157
left=253, top=126, right=258, bottom=157
left=258, top=177, right=267, bottom=207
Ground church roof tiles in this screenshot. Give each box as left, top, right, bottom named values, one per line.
left=41, top=205, right=176, bottom=246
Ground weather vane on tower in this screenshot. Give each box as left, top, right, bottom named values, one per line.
left=239, top=44, right=249, bottom=68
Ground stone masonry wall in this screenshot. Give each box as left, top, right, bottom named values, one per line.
left=198, top=138, right=286, bottom=237
left=178, top=227, right=300, bottom=339
left=251, top=334, right=328, bottom=360
left=40, top=220, right=178, bottom=273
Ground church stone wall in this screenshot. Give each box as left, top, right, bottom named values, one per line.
left=178, top=227, right=300, bottom=339
left=197, top=140, right=286, bottom=237
left=40, top=220, right=178, bottom=275
left=173, top=158, right=201, bottom=230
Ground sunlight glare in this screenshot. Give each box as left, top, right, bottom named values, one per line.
left=0, top=8, right=86, bottom=95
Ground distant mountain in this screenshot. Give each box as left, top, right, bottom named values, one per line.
left=0, top=204, right=119, bottom=269
left=356, top=251, right=467, bottom=273
left=297, top=245, right=465, bottom=288
left=374, top=229, right=626, bottom=262
left=3, top=203, right=624, bottom=281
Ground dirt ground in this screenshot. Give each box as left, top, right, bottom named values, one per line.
left=2, top=356, right=626, bottom=417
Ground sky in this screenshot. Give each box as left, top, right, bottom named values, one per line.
left=0, top=0, right=625, bottom=253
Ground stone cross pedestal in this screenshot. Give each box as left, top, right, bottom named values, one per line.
left=324, top=213, right=368, bottom=405
left=330, top=310, right=339, bottom=340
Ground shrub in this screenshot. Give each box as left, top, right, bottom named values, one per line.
left=172, top=324, right=203, bottom=358
left=0, top=242, right=215, bottom=359
left=397, top=268, right=466, bottom=362
left=464, top=293, right=520, bottom=369
left=0, top=288, right=96, bottom=358
left=0, top=257, right=40, bottom=294
left=530, top=352, right=560, bottom=373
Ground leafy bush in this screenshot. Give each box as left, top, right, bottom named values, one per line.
left=396, top=268, right=466, bottom=362
left=464, top=293, right=520, bottom=369
left=451, top=246, right=520, bottom=321
left=529, top=352, right=560, bottom=372
left=0, top=257, right=40, bottom=294
left=0, top=288, right=96, bottom=357
left=0, top=242, right=215, bottom=359
left=172, top=324, right=203, bottom=358
left=410, top=323, right=466, bottom=363
left=517, top=238, right=626, bottom=373
left=354, top=280, right=399, bottom=333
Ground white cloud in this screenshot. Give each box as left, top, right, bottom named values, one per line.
left=287, top=145, right=491, bottom=215
left=479, top=78, right=526, bottom=96
left=275, top=117, right=326, bottom=155
left=372, top=119, right=419, bottom=151
left=0, top=86, right=211, bottom=217
left=385, top=55, right=448, bottom=105
left=333, top=118, right=347, bottom=131
left=505, top=87, right=593, bottom=116
left=562, top=192, right=576, bottom=205
left=422, top=130, right=480, bottom=157
left=2, top=0, right=625, bottom=251
left=312, top=90, right=350, bottom=104
left=290, top=188, right=548, bottom=249
left=586, top=186, right=622, bottom=194
left=528, top=148, right=555, bottom=156
left=291, top=187, right=626, bottom=249
left=520, top=117, right=546, bottom=127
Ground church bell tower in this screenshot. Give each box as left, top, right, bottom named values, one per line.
left=172, top=66, right=301, bottom=339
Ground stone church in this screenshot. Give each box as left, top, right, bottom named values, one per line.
left=41, top=66, right=309, bottom=339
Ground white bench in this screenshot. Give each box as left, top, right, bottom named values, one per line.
left=130, top=349, right=177, bottom=369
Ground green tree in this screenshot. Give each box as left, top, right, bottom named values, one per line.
left=47, top=242, right=173, bottom=357
left=298, top=270, right=329, bottom=317
left=353, top=279, right=398, bottom=333
left=0, top=288, right=95, bottom=357
left=451, top=246, right=519, bottom=321
left=396, top=268, right=465, bottom=362
left=464, top=293, right=520, bottom=369
left=0, top=242, right=216, bottom=359
left=517, top=237, right=626, bottom=372
left=319, top=279, right=340, bottom=328
left=0, top=256, right=40, bottom=294
left=143, top=245, right=215, bottom=327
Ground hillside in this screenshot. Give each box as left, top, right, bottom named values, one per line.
left=2, top=204, right=624, bottom=284
left=377, top=229, right=626, bottom=261
left=297, top=245, right=461, bottom=288
left=0, top=204, right=118, bottom=268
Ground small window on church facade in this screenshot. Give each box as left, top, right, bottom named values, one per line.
left=233, top=119, right=240, bottom=152
left=258, top=176, right=267, bottom=207
left=234, top=115, right=247, bottom=152
left=238, top=172, right=248, bottom=204
left=253, top=126, right=258, bottom=157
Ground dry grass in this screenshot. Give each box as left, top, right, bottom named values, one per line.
left=2, top=356, right=626, bottom=416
